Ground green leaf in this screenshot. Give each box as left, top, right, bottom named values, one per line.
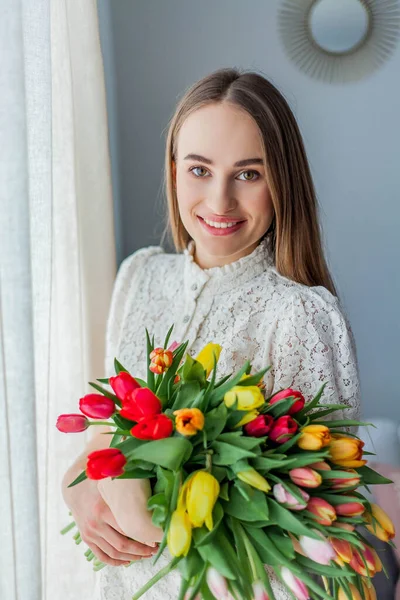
left=114, top=358, right=129, bottom=374
left=267, top=527, right=295, bottom=560
left=314, top=419, right=373, bottom=428
left=219, top=481, right=229, bottom=501
left=242, top=526, right=282, bottom=566
left=263, top=397, right=300, bottom=418
left=208, top=361, right=251, bottom=407
left=318, top=493, right=367, bottom=506
left=181, top=354, right=206, bottom=386
left=196, top=536, right=236, bottom=580
left=97, top=377, right=110, bottom=384
left=296, top=383, right=328, bottom=419
left=67, top=469, right=87, bottom=488
left=163, top=324, right=175, bottom=350
left=116, top=436, right=146, bottom=454
left=145, top=328, right=155, bottom=392
left=222, top=483, right=269, bottom=522
left=171, top=381, right=201, bottom=411
left=276, top=451, right=330, bottom=470
left=295, top=554, right=356, bottom=578
left=203, top=402, right=229, bottom=441
left=211, top=441, right=257, bottom=466
left=217, top=431, right=266, bottom=451
left=116, top=469, right=154, bottom=479
left=112, top=413, right=134, bottom=430
left=228, top=517, right=253, bottom=586
left=178, top=548, right=203, bottom=580
left=272, top=431, right=303, bottom=453
left=357, top=465, right=393, bottom=485
left=238, top=366, right=271, bottom=386
left=251, top=456, right=298, bottom=472
left=307, top=405, right=349, bottom=421
left=267, top=498, right=321, bottom=539
left=156, top=340, right=189, bottom=403
left=128, top=437, right=192, bottom=471
left=147, top=492, right=167, bottom=510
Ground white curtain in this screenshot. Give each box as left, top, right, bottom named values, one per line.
left=0, top=1, right=116, bottom=598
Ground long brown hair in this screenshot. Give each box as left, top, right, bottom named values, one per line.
left=162, top=67, right=337, bottom=296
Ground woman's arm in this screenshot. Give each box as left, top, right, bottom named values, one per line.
left=264, top=288, right=361, bottom=423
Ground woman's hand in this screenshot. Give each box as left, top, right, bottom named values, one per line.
left=63, top=472, right=158, bottom=567
left=97, top=477, right=163, bottom=545
left=61, top=429, right=158, bottom=567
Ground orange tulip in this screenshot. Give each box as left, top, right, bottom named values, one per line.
left=349, top=543, right=382, bottom=577
left=306, top=497, right=337, bottom=526
left=149, top=347, right=173, bottom=374
left=365, top=503, right=395, bottom=542
left=328, top=435, right=366, bottom=468
left=298, top=424, right=331, bottom=450
left=330, top=537, right=353, bottom=563
left=173, top=408, right=204, bottom=436
left=330, top=469, right=361, bottom=490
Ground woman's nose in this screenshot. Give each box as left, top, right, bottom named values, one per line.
left=207, top=179, right=237, bottom=214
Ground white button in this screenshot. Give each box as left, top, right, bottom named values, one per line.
left=191, top=283, right=198, bottom=291
left=183, top=315, right=190, bottom=323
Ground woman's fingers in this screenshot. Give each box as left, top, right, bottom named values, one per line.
left=95, top=533, right=144, bottom=563
left=87, top=541, right=130, bottom=567
left=101, top=522, right=157, bottom=558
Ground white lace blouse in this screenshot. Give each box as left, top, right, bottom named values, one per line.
left=93, top=235, right=361, bottom=600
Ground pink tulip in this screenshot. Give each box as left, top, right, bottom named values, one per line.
left=273, top=483, right=309, bottom=510
left=335, top=502, right=365, bottom=517
left=79, top=393, right=115, bottom=419
left=168, top=340, right=180, bottom=352
left=206, top=566, right=232, bottom=599
left=308, top=461, right=331, bottom=471
left=253, top=581, right=270, bottom=600
left=289, top=467, right=322, bottom=488
left=56, top=414, right=89, bottom=433
left=269, top=388, right=305, bottom=414
left=109, top=371, right=140, bottom=401
left=330, top=469, right=360, bottom=489
left=299, top=531, right=336, bottom=565
left=281, top=567, right=310, bottom=600
left=184, top=589, right=201, bottom=600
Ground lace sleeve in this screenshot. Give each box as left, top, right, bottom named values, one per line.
left=104, top=246, right=164, bottom=375
left=265, top=288, right=361, bottom=423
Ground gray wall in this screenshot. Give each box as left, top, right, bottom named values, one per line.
left=97, top=0, right=400, bottom=420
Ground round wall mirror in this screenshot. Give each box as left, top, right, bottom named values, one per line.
left=309, top=0, right=371, bottom=54
left=279, top=0, right=400, bottom=83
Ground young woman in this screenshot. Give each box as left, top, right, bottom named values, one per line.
left=62, top=68, right=361, bottom=600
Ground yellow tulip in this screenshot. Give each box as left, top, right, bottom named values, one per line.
left=195, top=343, right=222, bottom=377
left=298, top=424, right=331, bottom=450
left=338, top=584, right=362, bottom=600
left=361, top=579, right=377, bottom=600
left=234, top=409, right=259, bottom=428
left=224, top=386, right=265, bottom=411
left=167, top=509, right=192, bottom=557
left=365, top=503, right=395, bottom=542
left=328, top=434, right=367, bottom=468
left=237, top=468, right=271, bottom=493
left=185, top=471, right=220, bottom=530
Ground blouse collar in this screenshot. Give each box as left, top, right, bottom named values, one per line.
left=183, top=234, right=274, bottom=297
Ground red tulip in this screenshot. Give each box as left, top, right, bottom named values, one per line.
left=86, top=448, right=126, bottom=479
left=79, top=393, right=115, bottom=419
left=120, top=387, right=162, bottom=422
left=131, top=414, right=173, bottom=440
left=244, top=414, right=274, bottom=437
left=109, top=371, right=141, bottom=401
left=335, top=502, right=365, bottom=517
left=269, top=415, right=298, bottom=444
left=270, top=388, right=305, bottom=415
left=56, top=414, right=89, bottom=433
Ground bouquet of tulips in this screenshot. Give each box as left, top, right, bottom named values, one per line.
left=57, top=326, right=396, bottom=600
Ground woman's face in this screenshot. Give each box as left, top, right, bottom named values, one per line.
left=173, top=101, right=274, bottom=269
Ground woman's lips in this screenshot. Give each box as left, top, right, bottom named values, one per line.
left=197, top=215, right=246, bottom=236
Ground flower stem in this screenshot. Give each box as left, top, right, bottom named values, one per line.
left=131, top=556, right=181, bottom=599
left=88, top=420, right=115, bottom=427
left=242, top=529, right=258, bottom=582
left=60, top=521, right=76, bottom=535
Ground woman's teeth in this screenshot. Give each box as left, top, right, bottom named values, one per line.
left=203, top=218, right=241, bottom=229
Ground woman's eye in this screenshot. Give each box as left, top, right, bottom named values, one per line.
left=238, top=170, right=259, bottom=181
left=190, top=166, right=209, bottom=177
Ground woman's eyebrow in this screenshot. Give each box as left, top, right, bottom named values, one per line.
left=183, top=153, right=264, bottom=167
